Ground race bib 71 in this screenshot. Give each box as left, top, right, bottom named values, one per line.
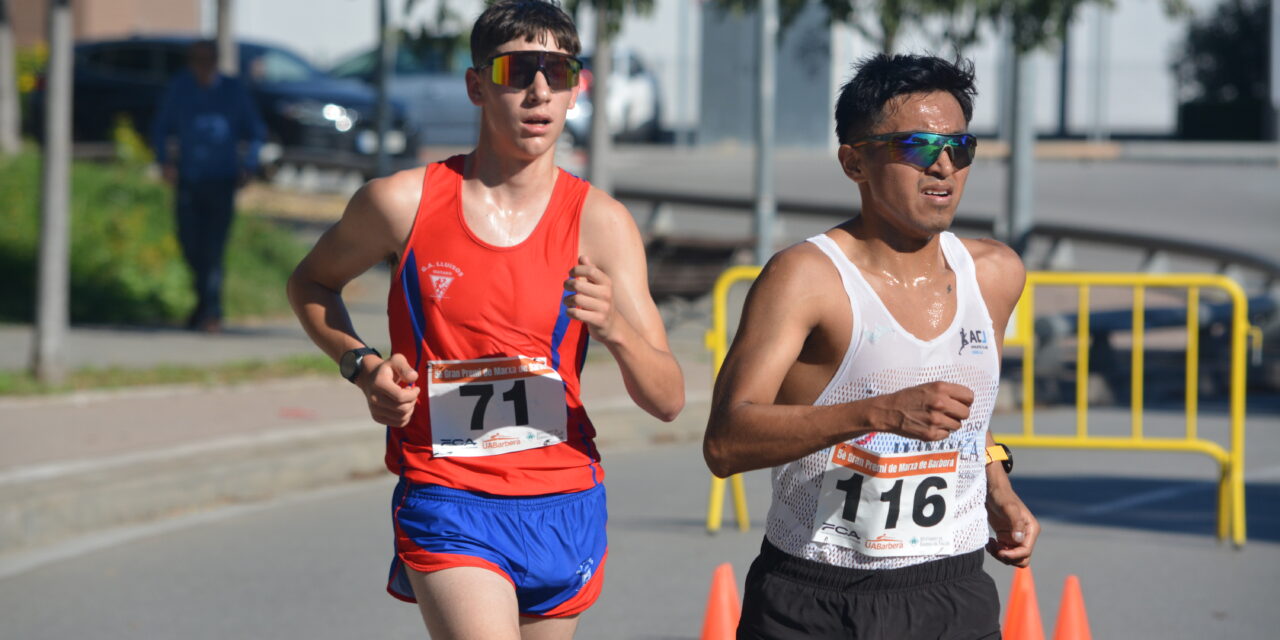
left=427, top=356, right=567, bottom=457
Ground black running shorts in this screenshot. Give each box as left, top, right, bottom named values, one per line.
left=738, top=538, right=1001, bottom=640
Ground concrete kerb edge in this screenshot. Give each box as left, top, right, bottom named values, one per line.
left=0, top=395, right=713, bottom=558
left=0, top=421, right=386, bottom=554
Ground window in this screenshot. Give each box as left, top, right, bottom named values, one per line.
left=330, top=51, right=375, bottom=80
left=246, top=48, right=317, bottom=83
left=84, top=45, right=156, bottom=81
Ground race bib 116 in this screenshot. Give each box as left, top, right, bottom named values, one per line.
left=812, top=442, right=958, bottom=557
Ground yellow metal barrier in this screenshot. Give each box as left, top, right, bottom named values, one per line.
left=704, top=268, right=1250, bottom=547
left=704, top=266, right=763, bottom=533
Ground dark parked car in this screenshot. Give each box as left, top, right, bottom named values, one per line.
left=26, top=35, right=420, bottom=177
left=329, top=45, right=478, bottom=147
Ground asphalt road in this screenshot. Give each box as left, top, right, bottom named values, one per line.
left=4, top=423, right=1278, bottom=640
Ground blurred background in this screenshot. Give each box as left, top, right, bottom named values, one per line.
left=1, top=1, right=1278, bottom=639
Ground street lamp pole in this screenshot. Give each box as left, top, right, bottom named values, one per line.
left=33, top=0, right=72, bottom=384
left=753, top=0, right=777, bottom=265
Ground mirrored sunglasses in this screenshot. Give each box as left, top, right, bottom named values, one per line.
left=851, top=131, right=978, bottom=170
left=481, top=51, right=582, bottom=91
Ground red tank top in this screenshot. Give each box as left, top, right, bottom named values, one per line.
left=385, top=155, right=602, bottom=495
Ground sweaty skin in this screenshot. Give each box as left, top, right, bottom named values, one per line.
left=704, top=90, right=1038, bottom=568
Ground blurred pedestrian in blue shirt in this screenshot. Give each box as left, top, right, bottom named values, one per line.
left=151, top=39, right=265, bottom=333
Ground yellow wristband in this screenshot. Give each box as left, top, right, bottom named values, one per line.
left=985, top=445, right=1009, bottom=465
left=986, top=444, right=1013, bottom=473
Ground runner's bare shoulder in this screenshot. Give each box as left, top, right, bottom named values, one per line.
left=580, top=186, right=642, bottom=246
left=744, top=240, right=845, bottom=330
left=960, top=238, right=1025, bottom=294
left=344, top=166, right=428, bottom=257
left=960, top=237, right=1026, bottom=330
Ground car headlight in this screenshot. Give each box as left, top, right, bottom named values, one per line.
left=280, top=100, right=360, bottom=131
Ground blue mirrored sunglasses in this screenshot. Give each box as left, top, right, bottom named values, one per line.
left=850, top=131, right=978, bottom=170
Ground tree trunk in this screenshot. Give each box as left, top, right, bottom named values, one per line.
left=753, top=0, right=777, bottom=264
left=0, top=0, right=19, bottom=154
left=1004, top=48, right=1035, bottom=256
left=33, top=0, right=72, bottom=384
left=1057, top=29, right=1069, bottom=138
left=216, top=0, right=236, bottom=76
left=375, top=0, right=392, bottom=177
left=587, top=6, right=612, bottom=193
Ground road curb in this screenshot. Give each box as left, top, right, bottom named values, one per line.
left=0, top=394, right=712, bottom=558
left=0, top=421, right=385, bottom=554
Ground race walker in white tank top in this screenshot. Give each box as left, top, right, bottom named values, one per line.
left=765, top=231, right=1001, bottom=571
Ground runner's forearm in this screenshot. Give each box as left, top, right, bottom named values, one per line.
left=286, top=271, right=370, bottom=364
left=704, top=400, right=876, bottom=477
left=597, top=318, right=684, bottom=422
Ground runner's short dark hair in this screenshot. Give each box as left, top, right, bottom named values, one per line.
left=834, top=54, right=976, bottom=144
left=471, top=0, right=581, bottom=68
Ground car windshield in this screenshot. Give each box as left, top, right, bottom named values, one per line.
left=330, top=46, right=463, bottom=78
left=242, top=47, right=322, bottom=83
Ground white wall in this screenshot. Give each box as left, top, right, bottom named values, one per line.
left=831, top=0, right=1220, bottom=138
left=220, top=0, right=484, bottom=68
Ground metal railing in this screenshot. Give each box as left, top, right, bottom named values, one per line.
left=1005, top=272, right=1249, bottom=546
left=703, top=268, right=1251, bottom=547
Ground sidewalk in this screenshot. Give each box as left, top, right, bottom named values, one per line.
left=0, top=273, right=715, bottom=558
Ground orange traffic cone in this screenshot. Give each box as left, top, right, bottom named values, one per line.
left=1052, top=575, right=1092, bottom=640
left=700, top=563, right=742, bottom=640
left=1004, top=566, right=1046, bottom=640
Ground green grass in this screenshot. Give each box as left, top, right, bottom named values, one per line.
left=0, top=353, right=336, bottom=396
left=0, top=149, right=307, bottom=325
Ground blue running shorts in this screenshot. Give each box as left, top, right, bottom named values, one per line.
left=387, top=480, right=608, bottom=618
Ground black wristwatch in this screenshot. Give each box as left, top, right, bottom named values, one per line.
left=339, top=347, right=381, bottom=383
left=985, top=443, right=1013, bottom=474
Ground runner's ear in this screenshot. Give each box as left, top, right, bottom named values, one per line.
left=838, top=144, right=868, bottom=184
left=465, top=67, right=485, bottom=106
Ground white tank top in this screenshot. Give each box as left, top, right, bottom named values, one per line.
left=764, top=232, right=1000, bottom=570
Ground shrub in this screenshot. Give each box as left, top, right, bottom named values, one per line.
left=0, top=150, right=305, bottom=325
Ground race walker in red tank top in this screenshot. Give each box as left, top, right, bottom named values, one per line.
left=383, top=156, right=610, bottom=615
left=387, top=155, right=603, bottom=496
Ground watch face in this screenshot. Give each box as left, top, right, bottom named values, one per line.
left=341, top=347, right=379, bottom=381
left=340, top=350, right=360, bottom=380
